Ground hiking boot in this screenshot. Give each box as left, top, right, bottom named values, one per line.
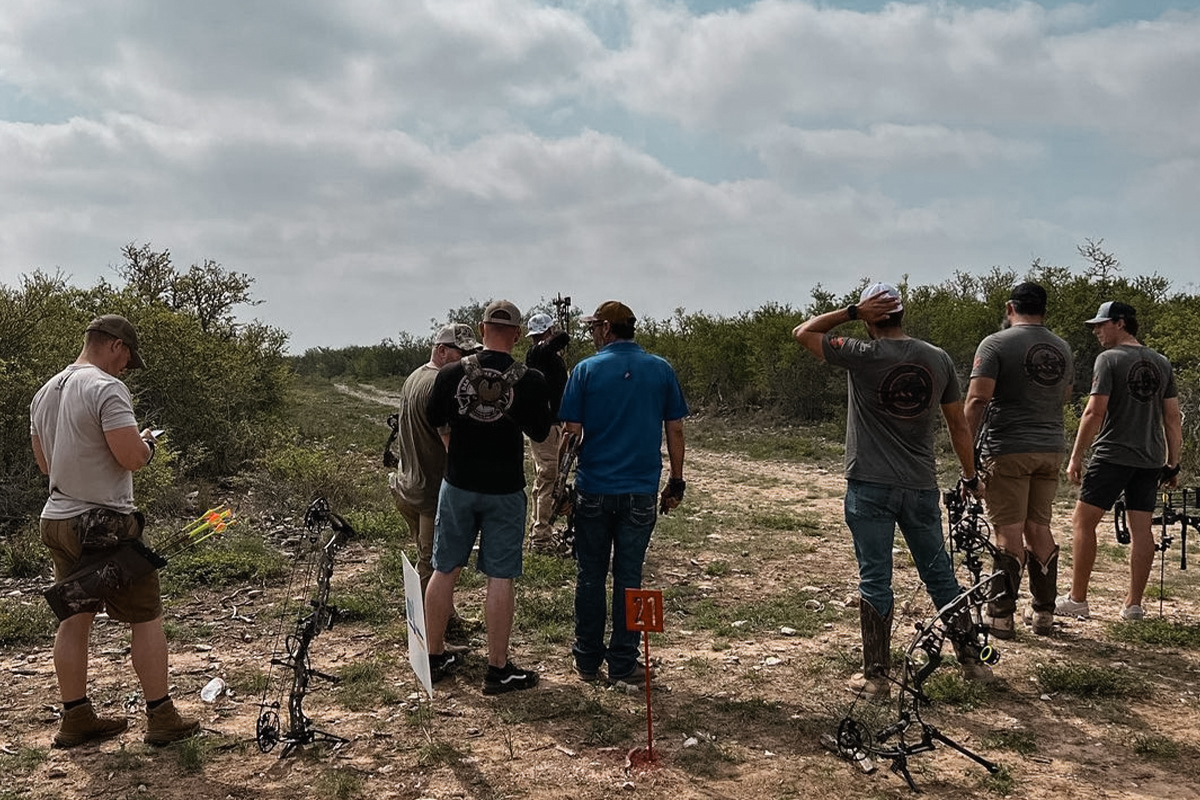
left=608, top=662, right=652, bottom=688
left=53, top=700, right=128, bottom=748
left=445, top=614, right=481, bottom=644
left=429, top=651, right=460, bottom=683
left=1121, top=604, right=1145, bottom=621
left=986, top=613, right=1015, bottom=640
left=144, top=699, right=200, bottom=746
left=1055, top=594, right=1090, bottom=619
left=483, top=662, right=539, bottom=695
left=1023, top=604, right=1055, bottom=636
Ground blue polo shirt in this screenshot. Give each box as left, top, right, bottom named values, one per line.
left=559, top=340, right=689, bottom=495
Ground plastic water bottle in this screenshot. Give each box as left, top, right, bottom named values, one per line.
left=200, top=677, right=226, bottom=702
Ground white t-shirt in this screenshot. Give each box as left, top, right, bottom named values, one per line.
left=29, top=364, right=139, bottom=518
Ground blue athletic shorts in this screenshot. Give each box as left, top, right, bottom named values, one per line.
left=432, top=480, right=526, bottom=579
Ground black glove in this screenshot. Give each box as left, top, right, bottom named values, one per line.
left=659, top=478, right=686, bottom=514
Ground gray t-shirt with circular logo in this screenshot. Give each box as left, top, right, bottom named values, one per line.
left=823, top=335, right=960, bottom=490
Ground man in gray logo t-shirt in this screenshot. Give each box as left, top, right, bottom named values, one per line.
left=965, top=282, right=1073, bottom=639
left=1056, top=301, right=1181, bottom=622
left=794, top=283, right=993, bottom=700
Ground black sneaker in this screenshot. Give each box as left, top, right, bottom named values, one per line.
left=483, top=662, right=539, bottom=695
left=429, top=651, right=459, bottom=683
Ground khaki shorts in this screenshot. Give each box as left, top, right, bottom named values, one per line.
left=982, top=452, right=1062, bottom=528
left=42, top=510, right=164, bottom=624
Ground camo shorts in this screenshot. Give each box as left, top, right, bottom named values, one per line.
left=41, top=509, right=163, bottom=624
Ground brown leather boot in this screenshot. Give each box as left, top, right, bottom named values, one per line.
left=848, top=600, right=892, bottom=700
left=1025, top=547, right=1059, bottom=635
left=986, top=550, right=1024, bottom=640
left=144, top=698, right=200, bottom=745
left=53, top=700, right=128, bottom=748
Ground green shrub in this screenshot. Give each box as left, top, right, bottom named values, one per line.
left=0, top=599, right=56, bottom=646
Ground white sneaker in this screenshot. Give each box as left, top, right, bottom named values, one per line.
left=1054, top=594, right=1090, bottom=619
left=1121, top=604, right=1145, bottom=621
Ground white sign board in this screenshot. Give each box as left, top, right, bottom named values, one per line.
left=403, top=553, right=433, bottom=698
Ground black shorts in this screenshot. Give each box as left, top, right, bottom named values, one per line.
left=1079, top=461, right=1161, bottom=512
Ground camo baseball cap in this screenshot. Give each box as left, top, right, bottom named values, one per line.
left=86, top=314, right=146, bottom=369
left=859, top=283, right=903, bottom=311
left=435, top=323, right=481, bottom=352
left=482, top=299, right=522, bottom=327
left=526, top=313, right=553, bottom=336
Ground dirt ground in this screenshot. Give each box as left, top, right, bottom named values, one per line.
left=3, top=445, right=1200, bottom=800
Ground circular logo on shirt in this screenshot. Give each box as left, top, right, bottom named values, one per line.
left=1024, top=343, right=1068, bottom=387
left=878, top=364, right=935, bottom=418
left=455, top=370, right=515, bottom=422
left=1127, top=360, right=1162, bottom=403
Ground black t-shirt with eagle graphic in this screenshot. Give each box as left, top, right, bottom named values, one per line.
left=427, top=350, right=552, bottom=494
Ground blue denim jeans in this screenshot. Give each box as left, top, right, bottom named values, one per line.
left=844, top=479, right=962, bottom=616
left=572, top=490, right=656, bottom=678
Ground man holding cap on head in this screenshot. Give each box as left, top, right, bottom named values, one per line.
left=30, top=315, right=199, bottom=746
left=524, top=313, right=572, bottom=554
left=794, top=283, right=993, bottom=699
left=423, top=301, right=553, bottom=694
left=964, top=282, right=1073, bottom=638
left=388, top=323, right=478, bottom=604
left=1056, top=301, right=1182, bottom=621
left=558, top=300, right=688, bottom=686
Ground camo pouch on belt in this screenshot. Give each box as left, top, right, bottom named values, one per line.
left=43, top=509, right=165, bottom=621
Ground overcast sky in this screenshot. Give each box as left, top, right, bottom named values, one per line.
left=3, top=1, right=1198, bottom=352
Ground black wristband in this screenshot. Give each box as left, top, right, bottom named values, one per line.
left=667, top=478, right=686, bottom=496
left=846, top=304, right=859, bottom=321
left=144, top=438, right=156, bottom=465
left=1161, top=464, right=1181, bottom=482
left=961, top=475, right=979, bottom=491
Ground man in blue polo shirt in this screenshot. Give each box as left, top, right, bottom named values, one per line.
left=558, top=300, right=689, bottom=685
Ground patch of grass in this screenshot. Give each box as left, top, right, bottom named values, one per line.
left=516, top=588, right=574, bottom=644
left=750, top=511, right=824, bottom=534
left=521, top=552, right=577, bottom=589
left=1131, top=732, right=1181, bottom=759
left=1109, top=618, right=1200, bottom=648
left=980, top=764, right=1016, bottom=796
left=0, top=746, right=48, bottom=775
left=161, top=532, right=289, bottom=593
left=161, top=620, right=216, bottom=642
left=0, top=599, right=56, bottom=647
left=225, top=665, right=270, bottom=696
left=314, top=767, right=366, bottom=799
left=336, top=659, right=401, bottom=711
left=1034, top=663, right=1150, bottom=698
left=417, top=740, right=464, bottom=767
left=175, top=735, right=215, bottom=773
left=0, top=524, right=46, bottom=579
left=684, top=590, right=827, bottom=637
left=704, top=560, right=731, bottom=577
left=688, top=417, right=844, bottom=463
left=982, top=728, right=1038, bottom=755
left=924, top=669, right=991, bottom=711
left=330, top=583, right=396, bottom=625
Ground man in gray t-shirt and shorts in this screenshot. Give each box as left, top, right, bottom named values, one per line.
left=794, top=283, right=993, bottom=700
left=1056, top=301, right=1181, bottom=621
left=965, top=283, right=1073, bottom=638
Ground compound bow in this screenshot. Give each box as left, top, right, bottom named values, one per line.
left=834, top=572, right=1004, bottom=791
left=256, top=498, right=356, bottom=757
left=547, top=430, right=581, bottom=556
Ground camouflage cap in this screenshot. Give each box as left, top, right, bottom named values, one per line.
left=435, top=323, right=481, bottom=352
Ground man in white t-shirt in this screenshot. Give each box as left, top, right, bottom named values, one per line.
left=30, top=315, right=198, bottom=747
